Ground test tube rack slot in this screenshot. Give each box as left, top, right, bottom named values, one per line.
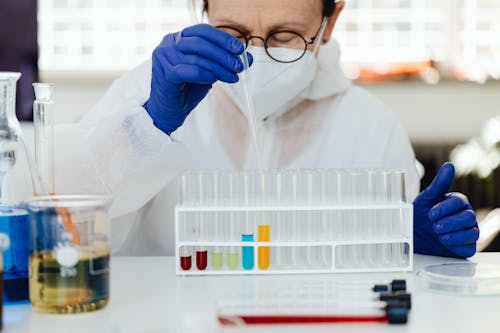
left=175, top=169, right=413, bottom=275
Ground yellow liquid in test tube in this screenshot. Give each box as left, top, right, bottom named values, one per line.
left=258, top=225, right=270, bottom=270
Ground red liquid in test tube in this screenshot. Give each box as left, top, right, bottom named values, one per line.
left=196, top=250, right=208, bottom=270
left=180, top=256, right=192, bottom=271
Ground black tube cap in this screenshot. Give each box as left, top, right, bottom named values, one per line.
left=386, top=307, right=409, bottom=324
left=380, top=292, right=412, bottom=309
left=373, top=284, right=389, bottom=293
left=391, top=279, right=407, bottom=292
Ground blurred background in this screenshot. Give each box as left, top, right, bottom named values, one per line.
left=1, top=0, right=499, bottom=249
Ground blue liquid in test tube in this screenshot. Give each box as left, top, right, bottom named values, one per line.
left=242, top=234, right=254, bottom=270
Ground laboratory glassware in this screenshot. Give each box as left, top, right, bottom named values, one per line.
left=28, top=195, right=112, bottom=314
left=417, top=263, right=500, bottom=296
left=33, top=83, right=55, bottom=195
left=175, top=169, right=413, bottom=275
left=0, top=233, right=10, bottom=329
left=0, top=72, right=42, bottom=303
left=217, top=278, right=411, bottom=325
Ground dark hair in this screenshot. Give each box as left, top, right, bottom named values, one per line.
left=201, top=0, right=336, bottom=17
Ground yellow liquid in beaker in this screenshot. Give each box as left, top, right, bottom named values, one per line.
left=29, top=248, right=110, bottom=314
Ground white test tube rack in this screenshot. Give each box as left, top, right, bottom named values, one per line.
left=175, top=169, right=413, bottom=275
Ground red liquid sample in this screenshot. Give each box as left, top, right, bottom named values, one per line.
left=196, top=250, right=208, bottom=270
left=218, top=314, right=388, bottom=326
left=180, top=256, right=192, bottom=271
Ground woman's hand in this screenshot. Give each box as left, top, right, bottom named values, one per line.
left=413, top=162, right=479, bottom=258
left=144, top=24, right=249, bottom=135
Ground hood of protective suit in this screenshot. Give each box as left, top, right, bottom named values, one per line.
left=302, top=38, right=352, bottom=101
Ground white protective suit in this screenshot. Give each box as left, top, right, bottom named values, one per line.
left=54, top=40, right=420, bottom=256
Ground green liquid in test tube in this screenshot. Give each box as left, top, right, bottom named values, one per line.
left=226, top=173, right=239, bottom=270
left=227, top=252, right=239, bottom=270
left=211, top=252, right=223, bottom=269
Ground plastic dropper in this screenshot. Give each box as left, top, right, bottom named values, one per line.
left=239, top=47, right=264, bottom=190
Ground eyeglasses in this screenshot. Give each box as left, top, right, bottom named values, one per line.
left=216, top=21, right=326, bottom=63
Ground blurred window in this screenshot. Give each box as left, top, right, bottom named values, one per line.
left=38, top=0, right=500, bottom=82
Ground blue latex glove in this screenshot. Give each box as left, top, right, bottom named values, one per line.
left=413, top=162, right=479, bottom=258
left=144, top=24, right=250, bottom=135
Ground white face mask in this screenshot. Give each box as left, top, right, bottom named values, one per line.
left=221, top=46, right=318, bottom=122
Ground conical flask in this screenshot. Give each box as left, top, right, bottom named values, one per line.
left=0, top=72, right=41, bottom=204
left=0, top=72, right=41, bottom=303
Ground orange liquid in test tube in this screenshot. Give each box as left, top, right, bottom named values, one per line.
left=258, top=225, right=270, bottom=270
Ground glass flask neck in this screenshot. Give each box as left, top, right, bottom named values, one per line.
left=0, top=73, right=22, bottom=125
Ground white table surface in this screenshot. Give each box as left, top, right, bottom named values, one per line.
left=4, top=253, right=500, bottom=333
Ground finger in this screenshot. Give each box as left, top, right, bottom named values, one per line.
left=177, top=37, right=244, bottom=73
left=447, top=192, right=474, bottom=211
left=433, top=209, right=477, bottom=234
left=182, top=24, right=245, bottom=55
left=419, top=162, right=455, bottom=204
left=446, top=244, right=477, bottom=259
left=429, top=193, right=469, bottom=221
left=439, top=226, right=480, bottom=246
left=169, top=64, right=217, bottom=84
left=183, top=55, right=239, bottom=83
left=247, top=52, right=254, bottom=67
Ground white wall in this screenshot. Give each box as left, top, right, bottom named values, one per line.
left=47, top=76, right=500, bottom=144
left=365, top=81, right=500, bottom=144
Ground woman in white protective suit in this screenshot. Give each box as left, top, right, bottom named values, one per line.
left=55, top=0, right=479, bottom=258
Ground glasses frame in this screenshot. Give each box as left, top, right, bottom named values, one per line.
left=215, top=20, right=326, bottom=64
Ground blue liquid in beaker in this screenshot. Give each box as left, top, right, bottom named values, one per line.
left=0, top=209, right=30, bottom=304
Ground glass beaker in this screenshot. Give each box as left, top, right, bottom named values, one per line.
left=0, top=232, right=10, bottom=330
left=0, top=72, right=42, bottom=303
left=27, top=195, right=112, bottom=314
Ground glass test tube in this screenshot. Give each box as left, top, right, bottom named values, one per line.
left=280, top=171, right=294, bottom=268
left=196, top=173, right=208, bottom=271
left=180, top=247, right=192, bottom=271
left=241, top=174, right=254, bottom=270
left=179, top=174, right=193, bottom=271
left=226, top=173, right=239, bottom=269
left=297, top=171, right=311, bottom=268
left=257, top=172, right=270, bottom=270
left=258, top=224, right=270, bottom=270
left=211, top=172, right=223, bottom=270
left=33, top=83, right=55, bottom=195
left=321, top=170, right=333, bottom=266
left=291, top=172, right=299, bottom=267
left=308, top=170, right=323, bottom=268
left=274, top=171, right=285, bottom=269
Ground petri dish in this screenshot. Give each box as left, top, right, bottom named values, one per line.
left=417, top=262, right=500, bottom=296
